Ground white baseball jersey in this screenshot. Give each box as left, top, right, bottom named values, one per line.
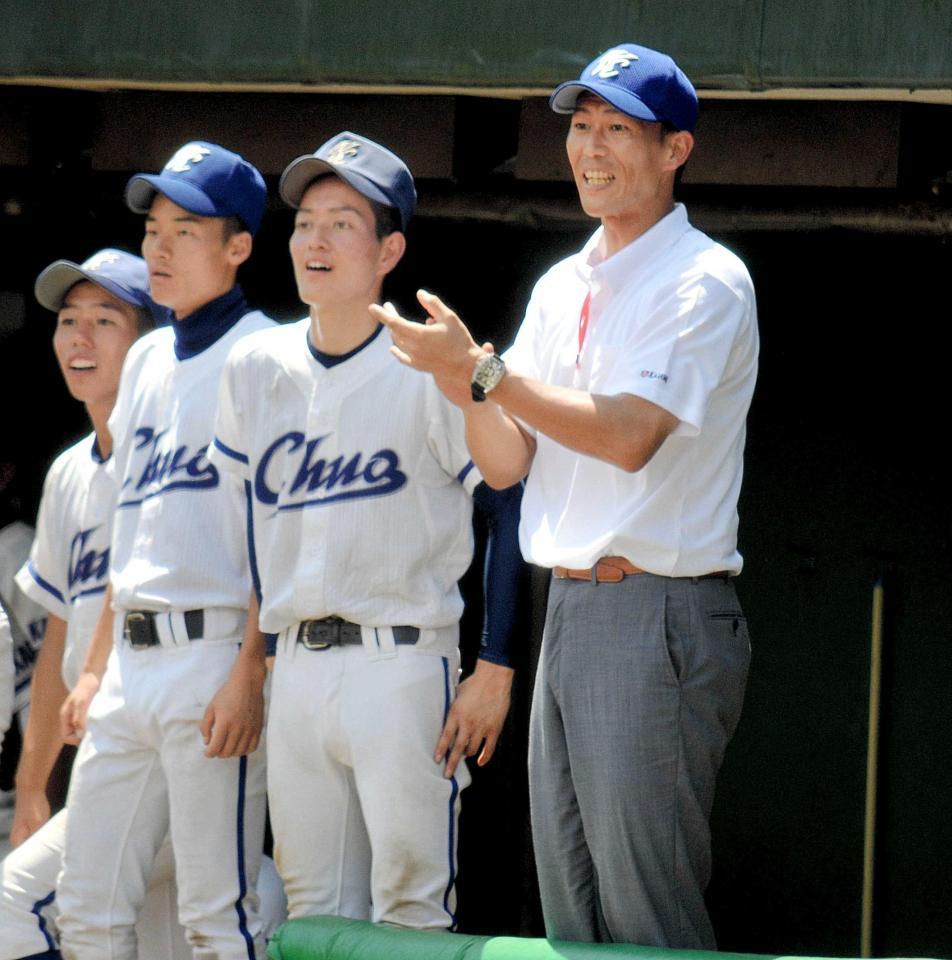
left=0, top=521, right=47, bottom=714
left=210, top=320, right=480, bottom=650
left=15, top=434, right=114, bottom=689
left=108, top=311, right=273, bottom=613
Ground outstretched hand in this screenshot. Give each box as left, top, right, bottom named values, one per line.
left=434, top=659, right=514, bottom=779
left=372, top=290, right=487, bottom=403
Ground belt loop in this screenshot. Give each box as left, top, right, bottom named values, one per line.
left=590, top=564, right=599, bottom=585
left=366, top=625, right=397, bottom=659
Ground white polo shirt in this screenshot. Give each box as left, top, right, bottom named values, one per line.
left=504, top=204, right=758, bottom=576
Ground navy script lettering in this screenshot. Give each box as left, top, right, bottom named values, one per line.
left=12, top=619, right=45, bottom=684
left=68, top=527, right=109, bottom=591
left=118, top=427, right=219, bottom=506
left=255, top=432, right=406, bottom=510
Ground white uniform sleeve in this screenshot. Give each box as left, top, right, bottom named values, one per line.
left=426, top=379, right=483, bottom=494
left=15, top=465, right=71, bottom=620
left=107, top=343, right=138, bottom=490
left=599, top=273, right=753, bottom=435
left=209, top=345, right=252, bottom=482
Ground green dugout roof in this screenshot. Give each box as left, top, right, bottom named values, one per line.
left=1, top=0, right=950, bottom=100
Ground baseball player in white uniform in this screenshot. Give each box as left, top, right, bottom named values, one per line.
left=0, top=516, right=48, bottom=743
left=54, top=143, right=275, bottom=960
left=211, top=132, right=522, bottom=931
left=0, top=249, right=191, bottom=960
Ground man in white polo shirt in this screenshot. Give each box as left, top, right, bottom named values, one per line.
left=377, top=41, right=758, bottom=950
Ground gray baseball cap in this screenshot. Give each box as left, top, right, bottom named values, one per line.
left=35, top=248, right=153, bottom=313
left=279, top=131, right=416, bottom=232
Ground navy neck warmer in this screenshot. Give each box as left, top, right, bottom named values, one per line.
left=173, top=285, right=248, bottom=361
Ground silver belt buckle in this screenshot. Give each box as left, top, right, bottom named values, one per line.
left=300, top=618, right=339, bottom=650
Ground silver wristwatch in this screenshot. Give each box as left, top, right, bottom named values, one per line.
left=470, top=353, right=507, bottom=402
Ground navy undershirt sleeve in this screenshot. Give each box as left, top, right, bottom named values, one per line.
left=472, top=480, right=525, bottom=668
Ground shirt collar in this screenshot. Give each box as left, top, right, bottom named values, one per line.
left=577, top=203, right=691, bottom=295
left=307, top=322, right=384, bottom=369
left=90, top=434, right=110, bottom=464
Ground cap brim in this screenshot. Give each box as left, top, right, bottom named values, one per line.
left=125, top=173, right=221, bottom=218
left=549, top=80, right=661, bottom=124
left=279, top=156, right=397, bottom=218
left=34, top=261, right=146, bottom=313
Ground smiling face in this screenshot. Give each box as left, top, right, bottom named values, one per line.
left=289, top=176, right=405, bottom=316
left=53, top=281, right=141, bottom=409
left=141, top=193, right=251, bottom=319
left=566, top=94, right=693, bottom=253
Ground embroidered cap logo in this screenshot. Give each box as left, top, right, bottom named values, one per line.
left=84, top=251, right=121, bottom=272
left=326, top=140, right=361, bottom=166
left=589, top=48, right=640, bottom=79
left=164, top=144, right=211, bottom=174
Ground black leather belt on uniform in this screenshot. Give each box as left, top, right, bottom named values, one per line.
left=123, top=610, right=204, bottom=649
left=297, top=616, right=419, bottom=651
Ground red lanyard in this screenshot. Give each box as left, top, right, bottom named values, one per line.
left=576, top=291, right=591, bottom=368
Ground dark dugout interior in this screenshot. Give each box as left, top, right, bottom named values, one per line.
left=1, top=102, right=950, bottom=960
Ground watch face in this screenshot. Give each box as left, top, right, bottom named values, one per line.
left=471, top=354, right=505, bottom=402
left=475, top=354, right=505, bottom=389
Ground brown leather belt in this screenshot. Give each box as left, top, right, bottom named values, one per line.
left=553, top=557, right=645, bottom=583
left=552, top=557, right=729, bottom=584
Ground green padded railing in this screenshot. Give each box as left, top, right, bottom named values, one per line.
left=267, top=916, right=889, bottom=960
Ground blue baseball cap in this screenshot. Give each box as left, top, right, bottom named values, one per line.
left=125, top=141, right=267, bottom=235
left=279, top=131, right=416, bottom=232
left=550, top=43, right=698, bottom=133
left=35, top=248, right=155, bottom=314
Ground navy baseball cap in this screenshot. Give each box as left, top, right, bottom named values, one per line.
left=125, top=141, right=267, bottom=235
left=279, top=131, right=416, bottom=232
left=550, top=43, right=698, bottom=133
left=35, top=248, right=154, bottom=313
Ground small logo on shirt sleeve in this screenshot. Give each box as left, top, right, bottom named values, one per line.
left=641, top=370, right=669, bottom=383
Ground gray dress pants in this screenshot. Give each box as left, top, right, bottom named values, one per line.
left=529, top=572, right=750, bottom=948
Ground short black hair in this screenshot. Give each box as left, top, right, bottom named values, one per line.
left=133, top=304, right=155, bottom=334
left=659, top=121, right=689, bottom=189
left=366, top=198, right=402, bottom=240
left=221, top=215, right=248, bottom=241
